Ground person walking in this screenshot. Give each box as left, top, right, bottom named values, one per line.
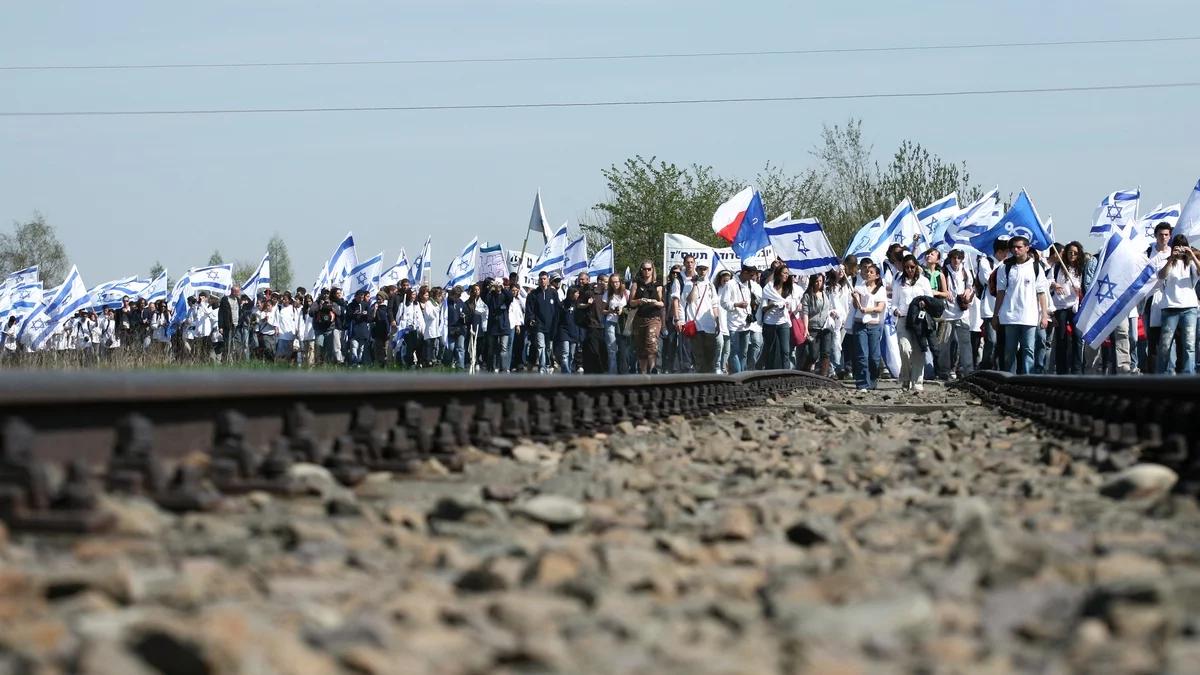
left=892, top=254, right=933, bottom=390
left=993, top=235, right=1050, bottom=375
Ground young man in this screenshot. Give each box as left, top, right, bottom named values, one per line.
left=1145, top=221, right=1175, bottom=373
left=525, top=271, right=561, bottom=373
left=993, top=236, right=1049, bottom=374
left=669, top=254, right=699, bottom=372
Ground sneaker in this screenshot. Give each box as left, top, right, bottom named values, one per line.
left=913, top=383, right=925, bottom=392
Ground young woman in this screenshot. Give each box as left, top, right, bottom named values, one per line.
left=760, top=265, right=796, bottom=370
left=1049, top=241, right=1084, bottom=374
left=713, top=270, right=733, bottom=374
left=827, top=265, right=852, bottom=378
left=1156, top=234, right=1200, bottom=375
left=851, top=263, right=887, bottom=391
left=891, top=254, right=934, bottom=391
left=628, top=262, right=664, bottom=374
left=603, top=276, right=629, bottom=374
left=800, top=273, right=835, bottom=375
left=937, top=248, right=976, bottom=379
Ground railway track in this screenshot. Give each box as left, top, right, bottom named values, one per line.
left=953, top=370, right=1200, bottom=495
left=0, top=369, right=836, bottom=533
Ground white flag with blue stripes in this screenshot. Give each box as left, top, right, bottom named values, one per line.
left=1075, top=227, right=1156, bottom=348
left=242, top=253, right=271, bottom=299
left=20, top=265, right=90, bottom=350
left=588, top=242, right=614, bottom=276
left=1090, top=189, right=1140, bottom=238
left=5, top=266, right=39, bottom=288
left=346, top=251, right=384, bottom=296
left=91, top=276, right=146, bottom=308
left=0, top=281, right=42, bottom=321
left=764, top=218, right=840, bottom=276
left=186, top=264, right=233, bottom=296
left=142, top=270, right=168, bottom=302
left=861, top=199, right=921, bottom=263
left=409, top=236, right=431, bottom=286
left=942, top=188, right=999, bottom=252
left=917, top=192, right=958, bottom=229
left=379, top=249, right=409, bottom=288
left=845, top=216, right=883, bottom=258
left=529, top=222, right=569, bottom=275
left=446, top=238, right=480, bottom=288
left=1176, top=179, right=1200, bottom=240
left=1136, top=203, right=1181, bottom=238
left=563, top=236, right=588, bottom=276
left=323, top=232, right=358, bottom=290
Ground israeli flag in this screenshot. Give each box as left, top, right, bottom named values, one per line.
left=346, top=251, right=384, bottom=296
left=764, top=218, right=840, bottom=275
left=588, top=242, right=614, bottom=276
left=862, top=199, right=921, bottom=262
left=242, top=253, right=271, bottom=299
left=379, top=249, right=409, bottom=288
left=1090, top=189, right=1140, bottom=238
left=917, top=192, right=958, bottom=228
left=944, top=189, right=1000, bottom=252
left=92, top=276, right=147, bottom=308
left=969, top=189, right=1053, bottom=254
left=529, top=222, right=569, bottom=275
left=845, top=216, right=883, bottom=258
left=0, top=282, right=42, bottom=321
left=186, top=264, right=233, bottom=296
left=446, top=238, right=480, bottom=289
left=563, top=236, right=589, bottom=276
left=20, top=265, right=90, bottom=350
left=1074, top=227, right=1156, bottom=349
left=409, top=236, right=431, bottom=286
left=324, top=232, right=358, bottom=290
left=6, top=265, right=39, bottom=288
left=168, top=274, right=192, bottom=333
left=1136, top=203, right=1181, bottom=239
left=1176, top=179, right=1200, bottom=241
left=142, top=270, right=168, bottom=302
left=313, top=260, right=330, bottom=293
left=708, top=248, right=738, bottom=281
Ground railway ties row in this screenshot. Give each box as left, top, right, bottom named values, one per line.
left=952, top=371, right=1200, bottom=497
left=0, top=371, right=835, bottom=534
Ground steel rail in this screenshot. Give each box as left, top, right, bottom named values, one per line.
left=952, top=371, right=1200, bottom=495
left=0, top=369, right=836, bottom=532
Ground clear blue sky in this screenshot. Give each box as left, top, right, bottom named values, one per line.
left=2, top=0, right=1198, bottom=285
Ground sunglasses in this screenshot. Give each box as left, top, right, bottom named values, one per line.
left=641, top=267, right=653, bottom=271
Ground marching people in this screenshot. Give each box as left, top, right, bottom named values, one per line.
left=526, top=271, right=560, bottom=373
left=852, top=263, right=887, bottom=391
left=799, top=272, right=836, bottom=376
left=760, top=265, right=796, bottom=370
left=892, top=254, right=933, bottom=391
left=937, top=248, right=976, bottom=380
left=1156, top=234, right=1199, bottom=375
left=602, top=275, right=628, bottom=374
left=629, top=260, right=665, bottom=374
left=1048, top=241, right=1084, bottom=374
left=684, top=263, right=719, bottom=373
left=993, top=236, right=1050, bottom=375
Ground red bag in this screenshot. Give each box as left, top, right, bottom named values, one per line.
left=1137, top=316, right=1146, bottom=341
left=790, top=315, right=808, bottom=345
left=681, top=320, right=698, bottom=338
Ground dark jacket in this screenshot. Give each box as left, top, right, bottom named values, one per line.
left=311, top=300, right=341, bottom=334
left=905, top=296, right=945, bottom=340
left=525, top=287, right=560, bottom=334
left=218, top=294, right=240, bottom=338
left=484, top=287, right=513, bottom=336
left=446, top=298, right=467, bottom=338
left=554, top=300, right=580, bottom=342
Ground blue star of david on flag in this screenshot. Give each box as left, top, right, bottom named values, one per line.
left=1096, top=275, right=1118, bottom=301
left=356, top=272, right=368, bottom=284
left=793, top=234, right=810, bottom=256
left=31, top=318, right=46, bottom=331
left=1106, top=204, right=1123, bottom=221
left=207, top=270, right=220, bottom=280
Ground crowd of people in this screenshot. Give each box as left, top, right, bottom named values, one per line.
left=3, top=219, right=1194, bottom=380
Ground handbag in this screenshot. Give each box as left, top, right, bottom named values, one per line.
left=681, top=320, right=698, bottom=338
left=790, top=315, right=808, bottom=345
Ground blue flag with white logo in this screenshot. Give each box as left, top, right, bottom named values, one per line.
left=969, top=189, right=1053, bottom=254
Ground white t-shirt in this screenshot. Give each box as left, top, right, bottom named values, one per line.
left=1161, top=260, right=1199, bottom=309
left=853, top=284, right=887, bottom=325
left=686, top=280, right=719, bottom=333
left=719, top=279, right=752, bottom=332
left=941, top=264, right=973, bottom=321
left=891, top=276, right=933, bottom=317
left=1050, top=266, right=1082, bottom=312
left=977, top=257, right=997, bottom=319
left=995, top=258, right=1046, bottom=326
left=671, top=275, right=696, bottom=323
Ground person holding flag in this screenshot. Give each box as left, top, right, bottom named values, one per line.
left=1155, top=234, right=1200, bottom=374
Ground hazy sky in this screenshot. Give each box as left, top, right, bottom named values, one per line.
left=3, top=0, right=1199, bottom=285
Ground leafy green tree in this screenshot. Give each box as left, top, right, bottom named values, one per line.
left=0, top=212, right=68, bottom=285
left=266, top=234, right=293, bottom=291
left=585, top=156, right=736, bottom=275
left=207, top=250, right=224, bottom=266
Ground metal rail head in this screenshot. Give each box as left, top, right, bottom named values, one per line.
left=0, top=370, right=837, bottom=532
left=955, top=371, right=1200, bottom=494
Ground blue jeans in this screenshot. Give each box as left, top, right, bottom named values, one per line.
left=854, top=322, right=882, bottom=389
left=533, top=331, right=550, bottom=371
left=555, top=339, right=575, bottom=373
left=1158, top=307, right=1197, bottom=374
left=728, top=330, right=748, bottom=373
left=746, top=330, right=763, bottom=370
left=1004, top=324, right=1036, bottom=374
left=604, top=323, right=619, bottom=373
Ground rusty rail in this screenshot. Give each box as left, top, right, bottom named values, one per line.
left=0, top=370, right=837, bottom=533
